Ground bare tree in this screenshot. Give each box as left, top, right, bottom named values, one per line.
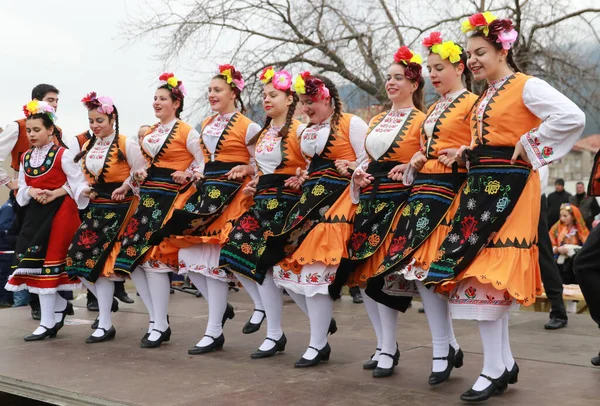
left=124, top=0, right=599, bottom=125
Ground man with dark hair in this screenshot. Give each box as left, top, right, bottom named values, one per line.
left=547, top=178, right=572, bottom=229
left=569, top=181, right=600, bottom=229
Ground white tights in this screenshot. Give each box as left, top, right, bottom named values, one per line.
left=188, top=272, right=229, bottom=347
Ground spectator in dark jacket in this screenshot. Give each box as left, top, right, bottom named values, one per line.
left=547, top=178, right=572, bottom=230
left=570, top=181, right=600, bottom=229
left=0, top=193, right=18, bottom=306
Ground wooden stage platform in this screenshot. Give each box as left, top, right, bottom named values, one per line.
left=0, top=289, right=598, bottom=405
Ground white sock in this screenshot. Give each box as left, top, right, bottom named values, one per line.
left=303, top=293, right=333, bottom=360
left=81, top=278, right=98, bottom=297
left=257, top=271, right=283, bottom=351
left=197, top=277, right=228, bottom=347
left=446, top=309, right=460, bottom=351
left=188, top=272, right=209, bottom=301
left=92, top=278, right=115, bottom=337
left=146, top=272, right=170, bottom=341
left=53, top=293, right=68, bottom=323
left=361, top=288, right=383, bottom=362
left=131, top=267, right=155, bottom=334
left=472, top=318, right=506, bottom=391
left=34, top=293, right=57, bottom=334
left=416, top=281, right=452, bottom=372
left=501, top=312, right=515, bottom=370
left=377, top=303, right=398, bottom=369
left=286, top=289, right=309, bottom=316
left=236, top=274, right=265, bottom=324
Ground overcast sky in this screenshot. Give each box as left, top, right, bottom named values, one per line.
left=1, top=0, right=598, bottom=142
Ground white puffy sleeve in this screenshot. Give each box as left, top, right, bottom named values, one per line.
left=185, top=128, right=205, bottom=176
left=16, top=163, right=31, bottom=206
left=65, top=136, right=81, bottom=154
left=125, top=137, right=148, bottom=195
left=520, top=77, right=586, bottom=170
left=0, top=121, right=20, bottom=186
left=61, top=149, right=90, bottom=209
left=349, top=116, right=368, bottom=167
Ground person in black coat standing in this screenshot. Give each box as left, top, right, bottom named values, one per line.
left=547, top=178, right=572, bottom=229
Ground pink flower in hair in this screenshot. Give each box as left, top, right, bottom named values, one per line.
left=497, top=28, right=518, bottom=50
left=178, top=83, right=188, bottom=96
left=96, top=96, right=114, bottom=115
left=272, top=70, right=292, bottom=91
left=233, top=78, right=245, bottom=91
left=319, top=86, right=330, bottom=100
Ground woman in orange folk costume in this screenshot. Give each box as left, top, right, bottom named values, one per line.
left=366, top=34, right=477, bottom=384
left=340, top=46, right=425, bottom=378
left=260, top=72, right=368, bottom=367
left=66, top=93, right=146, bottom=343
left=421, top=13, right=585, bottom=401
left=5, top=101, right=89, bottom=340
left=219, top=67, right=306, bottom=358
left=549, top=203, right=589, bottom=284
left=113, top=73, right=204, bottom=348
left=153, top=64, right=261, bottom=354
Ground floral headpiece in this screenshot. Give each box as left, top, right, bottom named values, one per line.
left=81, top=92, right=114, bottom=115
left=259, top=66, right=293, bottom=92
left=461, top=12, right=518, bottom=50
left=159, top=72, right=187, bottom=100
left=422, top=32, right=462, bottom=64
left=23, top=99, right=57, bottom=123
left=219, top=64, right=245, bottom=92
left=392, top=46, right=423, bottom=82
left=292, top=71, right=330, bottom=101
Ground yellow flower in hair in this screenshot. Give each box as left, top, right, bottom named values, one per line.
left=410, top=53, right=423, bottom=65
left=438, top=41, right=462, bottom=64
left=483, top=11, right=497, bottom=23
left=461, top=20, right=474, bottom=33
left=26, top=100, right=39, bottom=115
left=260, top=67, right=275, bottom=84
left=221, top=69, right=233, bottom=84
left=167, top=77, right=178, bottom=88
left=292, top=75, right=306, bottom=94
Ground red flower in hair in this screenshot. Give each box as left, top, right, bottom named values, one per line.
left=403, top=63, right=423, bottom=82
left=393, top=46, right=414, bottom=64
left=300, top=71, right=311, bottom=80
left=422, top=32, right=443, bottom=48
left=159, top=72, right=175, bottom=81
left=468, top=13, right=488, bottom=28
left=219, top=64, right=235, bottom=73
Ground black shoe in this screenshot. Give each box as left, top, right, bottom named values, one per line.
left=222, top=303, right=235, bottom=326
left=24, top=325, right=57, bottom=342
left=251, top=334, right=287, bottom=359
left=87, top=299, right=99, bottom=312
left=372, top=347, right=400, bottom=378
left=188, top=334, right=225, bottom=355
left=140, top=327, right=171, bottom=348
left=418, top=307, right=425, bottom=313
left=55, top=302, right=73, bottom=332
left=363, top=348, right=381, bottom=370
left=31, top=309, right=41, bottom=321
left=111, top=298, right=119, bottom=312
left=592, top=352, right=600, bottom=366
left=86, top=326, right=116, bottom=343
left=351, top=291, right=363, bottom=304
left=114, top=286, right=134, bottom=304
left=508, top=363, right=519, bottom=384
left=242, top=309, right=265, bottom=334
left=66, top=302, right=75, bottom=315
left=328, top=318, right=337, bottom=335
left=460, top=370, right=510, bottom=402
left=544, top=318, right=567, bottom=330
left=294, top=343, right=331, bottom=368
left=454, top=348, right=464, bottom=368
left=91, top=317, right=99, bottom=330
left=429, top=345, right=455, bottom=385
left=170, top=288, right=175, bottom=294
left=141, top=321, right=154, bottom=342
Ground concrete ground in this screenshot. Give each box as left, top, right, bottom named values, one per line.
left=0, top=288, right=598, bottom=406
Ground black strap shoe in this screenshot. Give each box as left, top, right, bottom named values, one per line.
left=454, top=347, right=464, bottom=368
left=328, top=318, right=337, bottom=335
left=363, top=348, right=381, bottom=370
left=54, top=302, right=73, bottom=333
left=372, top=347, right=400, bottom=378
left=24, top=325, right=57, bottom=342
left=86, top=326, right=116, bottom=343
left=507, top=362, right=519, bottom=384
left=141, top=321, right=154, bottom=342
left=188, top=334, right=225, bottom=355
left=222, top=303, right=235, bottom=326
left=251, top=334, right=287, bottom=359
left=429, top=345, right=455, bottom=385
left=114, top=282, right=134, bottom=304
left=140, top=327, right=171, bottom=348
left=294, top=343, right=331, bottom=368
left=242, top=309, right=265, bottom=334
left=460, top=370, right=509, bottom=402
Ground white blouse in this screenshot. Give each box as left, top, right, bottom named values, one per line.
left=200, top=112, right=260, bottom=171
left=366, top=107, right=414, bottom=160
left=142, top=119, right=204, bottom=174
left=475, top=75, right=585, bottom=170
left=0, top=121, right=22, bottom=186
left=298, top=115, right=368, bottom=165
left=255, top=125, right=284, bottom=175
left=17, top=142, right=89, bottom=209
